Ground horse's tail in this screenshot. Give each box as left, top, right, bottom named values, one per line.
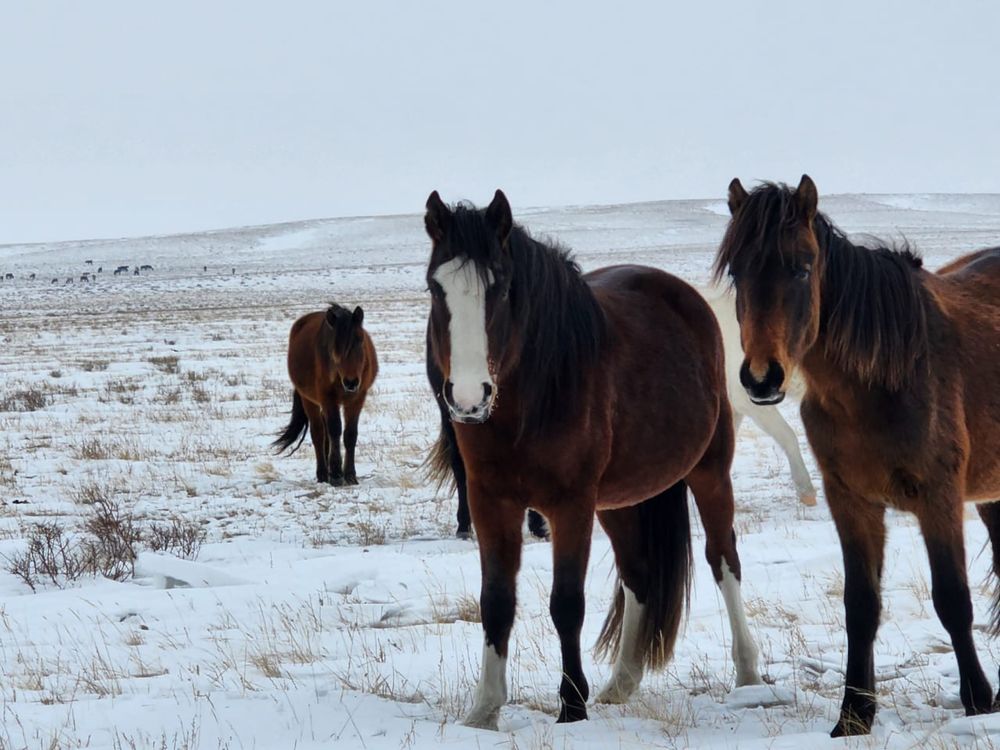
left=977, top=502, right=1000, bottom=635
left=423, top=422, right=457, bottom=492
left=596, top=480, right=693, bottom=670
left=272, top=390, right=309, bottom=455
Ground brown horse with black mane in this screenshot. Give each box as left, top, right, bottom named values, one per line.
left=274, top=304, right=378, bottom=485
left=424, top=189, right=761, bottom=729
left=715, top=175, right=1000, bottom=737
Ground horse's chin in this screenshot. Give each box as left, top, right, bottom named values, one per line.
left=749, top=392, right=785, bottom=406
left=451, top=412, right=490, bottom=425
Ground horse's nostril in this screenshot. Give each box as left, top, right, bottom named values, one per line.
left=483, top=383, right=493, bottom=400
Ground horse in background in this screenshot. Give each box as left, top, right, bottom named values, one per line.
left=424, top=189, right=761, bottom=729
left=716, top=175, right=1000, bottom=736
left=274, top=304, right=378, bottom=486
left=702, top=285, right=816, bottom=505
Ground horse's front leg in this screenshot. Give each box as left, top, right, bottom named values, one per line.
left=342, top=397, right=365, bottom=485
left=826, top=483, right=886, bottom=737
left=547, top=502, right=594, bottom=722
left=463, top=486, right=523, bottom=730
left=324, top=406, right=344, bottom=486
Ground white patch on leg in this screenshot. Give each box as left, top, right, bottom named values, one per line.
left=747, top=408, right=817, bottom=504
left=596, top=585, right=645, bottom=703
left=433, top=257, right=494, bottom=411
left=719, top=561, right=762, bottom=686
left=463, top=638, right=507, bottom=730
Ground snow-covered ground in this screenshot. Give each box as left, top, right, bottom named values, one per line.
left=2, top=194, right=1000, bottom=749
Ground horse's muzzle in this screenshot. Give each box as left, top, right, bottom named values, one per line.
left=445, top=381, right=494, bottom=424
left=343, top=378, right=360, bottom=393
left=740, top=359, right=786, bottom=405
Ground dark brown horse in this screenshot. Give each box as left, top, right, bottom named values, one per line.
left=715, top=175, right=1000, bottom=737
left=274, top=304, right=378, bottom=485
left=424, top=190, right=761, bottom=729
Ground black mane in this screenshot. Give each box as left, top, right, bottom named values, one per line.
left=715, top=182, right=928, bottom=390
left=448, top=204, right=606, bottom=439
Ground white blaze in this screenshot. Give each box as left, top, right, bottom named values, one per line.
left=433, top=257, right=493, bottom=410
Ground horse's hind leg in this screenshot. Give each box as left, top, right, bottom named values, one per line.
left=687, top=404, right=762, bottom=687
left=595, top=481, right=692, bottom=704
left=917, top=493, right=993, bottom=717
left=301, top=398, right=329, bottom=483
left=463, top=485, right=524, bottom=730
left=342, top=397, right=365, bottom=485
left=745, top=406, right=816, bottom=506
left=527, top=510, right=549, bottom=540
left=976, top=501, right=1000, bottom=706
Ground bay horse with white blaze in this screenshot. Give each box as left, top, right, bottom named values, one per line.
left=715, top=175, right=1000, bottom=737
left=424, top=190, right=761, bottom=729
left=274, top=304, right=378, bottom=485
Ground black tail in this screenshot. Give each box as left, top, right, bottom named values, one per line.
left=423, top=424, right=457, bottom=491
left=977, top=502, right=1000, bottom=635
left=272, top=390, right=309, bottom=455
left=596, top=480, right=693, bottom=670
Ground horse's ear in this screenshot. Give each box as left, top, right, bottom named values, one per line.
left=352, top=305, right=364, bottom=327
left=728, top=178, right=748, bottom=215
left=425, top=190, right=451, bottom=242
left=795, top=174, right=818, bottom=222
left=485, top=189, right=512, bottom=246
left=324, top=307, right=337, bottom=328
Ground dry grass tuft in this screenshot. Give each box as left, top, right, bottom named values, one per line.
left=148, top=355, right=180, bottom=374
left=0, top=387, right=48, bottom=412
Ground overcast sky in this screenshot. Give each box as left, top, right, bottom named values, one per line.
left=2, top=1, right=999, bottom=243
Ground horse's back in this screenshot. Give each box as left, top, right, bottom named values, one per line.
left=937, top=246, right=1000, bottom=279
left=586, top=265, right=721, bottom=346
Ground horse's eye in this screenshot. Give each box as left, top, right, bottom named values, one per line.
left=794, top=266, right=811, bottom=281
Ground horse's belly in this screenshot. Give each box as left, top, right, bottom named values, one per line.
left=595, top=435, right=708, bottom=510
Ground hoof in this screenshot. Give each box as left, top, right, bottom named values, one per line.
left=328, top=475, right=344, bottom=487
left=456, top=529, right=473, bottom=541
left=595, top=680, right=637, bottom=705
left=462, top=706, right=499, bottom=731
left=556, top=702, right=588, bottom=723
left=831, top=710, right=874, bottom=737
left=831, top=721, right=871, bottom=738
left=798, top=493, right=818, bottom=507
left=344, top=474, right=359, bottom=486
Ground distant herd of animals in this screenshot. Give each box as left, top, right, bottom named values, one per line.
left=0, top=264, right=244, bottom=285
